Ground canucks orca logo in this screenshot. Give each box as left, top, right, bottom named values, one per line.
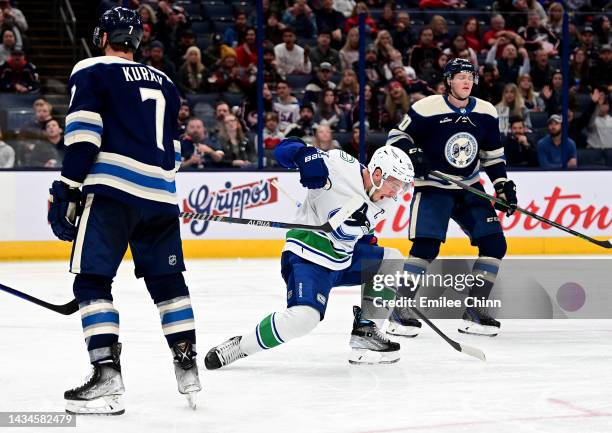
left=444, top=132, right=478, bottom=168
left=328, top=203, right=370, bottom=242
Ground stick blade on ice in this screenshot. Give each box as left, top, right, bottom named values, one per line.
left=460, top=343, right=486, bottom=362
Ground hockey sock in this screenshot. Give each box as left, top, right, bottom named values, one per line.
left=79, top=299, right=120, bottom=363
left=393, top=256, right=430, bottom=314
left=361, top=247, right=403, bottom=326
left=469, top=256, right=501, bottom=301
left=146, top=274, right=196, bottom=349
left=240, top=305, right=320, bottom=356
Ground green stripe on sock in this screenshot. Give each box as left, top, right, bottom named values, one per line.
left=363, top=281, right=396, bottom=301
left=258, top=314, right=283, bottom=349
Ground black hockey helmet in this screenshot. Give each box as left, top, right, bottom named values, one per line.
left=93, top=7, right=143, bottom=50
left=443, top=58, right=479, bottom=86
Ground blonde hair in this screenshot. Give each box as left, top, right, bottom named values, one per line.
left=342, top=27, right=360, bottom=51
left=385, top=87, right=410, bottom=116
left=339, top=69, right=359, bottom=95
left=517, top=74, right=536, bottom=105
left=184, top=46, right=204, bottom=70
left=430, top=15, right=447, bottom=34
left=138, top=4, right=157, bottom=24
left=498, top=83, right=525, bottom=117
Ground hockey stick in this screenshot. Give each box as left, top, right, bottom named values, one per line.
left=0, top=283, right=79, bottom=315
left=409, top=306, right=486, bottom=361
left=271, top=179, right=302, bottom=208
left=430, top=170, right=612, bottom=249
left=180, top=195, right=363, bottom=233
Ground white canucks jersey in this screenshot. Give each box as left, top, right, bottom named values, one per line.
left=283, top=149, right=395, bottom=270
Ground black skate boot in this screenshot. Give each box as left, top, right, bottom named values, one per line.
left=349, top=306, right=400, bottom=364
left=64, top=342, right=125, bottom=415
left=171, top=339, right=202, bottom=409
left=386, top=307, right=422, bottom=338
left=204, top=336, right=247, bottom=370
left=458, top=306, right=500, bottom=337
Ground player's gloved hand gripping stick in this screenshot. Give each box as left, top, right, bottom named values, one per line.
left=430, top=170, right=612, bottom=249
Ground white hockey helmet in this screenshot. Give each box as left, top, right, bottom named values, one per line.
left=367, top=145, right=414, bottom=196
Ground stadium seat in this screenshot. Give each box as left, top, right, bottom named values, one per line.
left=0, top=108, right=34, bottom=133
left=221, top=92, right=245, bottom=108
left=0, top=93, right=37, bottom=109
left=212, top=20, right=233, bottom=35
left=202, top=2, right=234, bottom=20
left=192, top=20, right=214, bottom=35
left=603, top=149, right=612, bottom=167
left=530, top=111, right=549, bottom=129
left=187, top=93, right=222, bottom=108
left=369, top=132, right=388, bottom=148
left=286, top=74, right=311, bottom=92
left=334, top=132, right=352, bottom=147
left=577, top=149, right=606, bottom=167
left=177, top=2, right=202, bottom=19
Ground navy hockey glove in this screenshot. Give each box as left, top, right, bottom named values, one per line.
left=293, top=146, right=329, bottom=189
left=48, top=181, right=83, bottom=242
left=407, top=148, right=430, bottom=178
left=494, top=180, right=517, bottom=216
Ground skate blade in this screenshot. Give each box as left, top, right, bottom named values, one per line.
left=185, top=391, right=198, bottom=410
left=458, top=320, right=499, bottom=337
left=386, top=324, right=420, bottom=338
left=65, top=395, right=124, bottom=415
left=348, top=348, right=400, bottom=365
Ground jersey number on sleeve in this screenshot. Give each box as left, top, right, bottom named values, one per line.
left=139, top=88, right=166, bottom=151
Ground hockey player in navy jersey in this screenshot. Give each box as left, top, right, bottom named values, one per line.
left=385, top=58, right=518, bottom=337
left=47, top=7, right=200, bottom=414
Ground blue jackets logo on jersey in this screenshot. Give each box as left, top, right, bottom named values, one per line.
left=444, top=132, right=478, bottom=168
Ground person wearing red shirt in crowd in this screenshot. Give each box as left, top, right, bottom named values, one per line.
left=419, top=0, right=466, bottom=9
left=0, top=49, right=39, bottom=93
left=482, top=14, right=524, bottom=60
left=409, top=26, right=442, bottom=76
left=462, top=17, right=483, bottom=53
left=236, top=27, right=257, bottom=68
left=343, top=2, right=377, bottom=38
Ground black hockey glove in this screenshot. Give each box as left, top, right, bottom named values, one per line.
left=407, top=147, right=431, bottom=178
left=494, top=180, right=517, bottom=216
left=48, top=181, right=84, bottom=242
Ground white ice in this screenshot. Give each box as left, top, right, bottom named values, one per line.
left=1, top=258, right=611, bottom=433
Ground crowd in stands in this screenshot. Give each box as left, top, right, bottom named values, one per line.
left=1, top=0, right=611, bottom=170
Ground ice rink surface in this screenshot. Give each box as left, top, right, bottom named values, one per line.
left=1, top=258, right=611, bottom=433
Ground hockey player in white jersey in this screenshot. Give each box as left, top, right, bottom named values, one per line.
left=204, top=138, right=414, bottom=368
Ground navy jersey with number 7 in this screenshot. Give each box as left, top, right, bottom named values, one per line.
left=60, top=56, right=182, bottom=214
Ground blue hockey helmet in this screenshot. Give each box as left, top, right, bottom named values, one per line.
left=93, top=7, right=143, bottom=50
left=443, top=58, right=479, bottom=86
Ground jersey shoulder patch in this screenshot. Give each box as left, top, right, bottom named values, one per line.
left=411, top=95, right=455, bottom=118
left=329, top=149, right=356, bottom=164
left=472, top=98, right=498, bottom=119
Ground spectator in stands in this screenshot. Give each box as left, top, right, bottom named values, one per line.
left=274, top=27, right=312, bottom=76
left=362, top=45, right=385, bottom=90
left=284, top=105, right=317, bottom=143
left=537, top=115, right=577, bottom=169
left=236, top=27, right=257, bottom=69
left=486, top=41, right=530, bottom=85
left=393, top=64, right=433, bottom=102
left=409, top=26, right=442, bottom=77
left=19, top=99, right=52, bottom=140
left=419, top=51, right=447, bottom=87
left=378, top=3, right=396, bottom=32
left=419, top=0, right=466, bottom=9
left=351, top=82, right=381, bottom=131
left=591, top=44, right=612, bottom=92
left=178, top=46, right=208, bottom=96
left=282, top=0, right=317, bottom=39
left=521, top=10, right=559, bottom=56
left=530, top=48, right=553, bottom=91
left=208, top=101, right=231, bottom=142
left=145, top=41, right=177, bottom=83
left=569, top=48, right=591, bottom=91
left=579, top=26, right=599, bottom=65
left=178, top=101, right=190, bottom=136
left=16, top=138, right=59, bottom=168
left=180, top=117, right=224, bottom=170
left=261, top=112, right=284, bottom=166
left=381, top=81, right=410, bottom=130
left=333, top=0, right=356, bottom=18
left=462, top=17, right=483, bottom=54
left=217, top=113, right=256, bottom=168
left=209, top=51, right=249, bottom=94
left=336, top=69, right=359, bottom=121
left=224, top=11, right=249, bottom=48
left=313, top=123, right=340, bottom=151
left=0, top=0, right=27, bottom=32
left=172, top=29, right=197, bottom=67
left=391, top=11, right=416, bottom=58
left=135, top=23, right=154, bottom=63
left=339, top=27, right=360, bottom=71
left=517, top=74, right=545, bottom=111
left=547, top=2, right=564, bottom=38
left=374, top=30, right=399, bottom=65
left=203, top=33, right=231, bottom=68
left=0, top=28, right=17, bottom=63
left=315, top=0, right=345, bottom=47
left=473, top=63, right=504, bottom=104
left=496, top=83, right=532, bottom=135
left=0, top=9, right=22, bottom=51
left=527, top=0, right=547, bottom=24
left=341, top=123, right=369, bottom=160
left=262, top=47, right=283, bottom=87
left=44, top=118, right=65, bottom=161
left=444, top=34, right=478, bottom=67
left=273, top=79, right=301, bottom=132
left=138, top=4, right=158, bottom=36
left=593, top=15, right=611, bottom=46
left=493, top=0, right=528, bottom=32
left=541, top=70, right=564, bottom=115
left=265, top=13, right=286, bottom=46
left=586, top=90, right=612, bottom=149
left=0, top=50, right=40, bottom=94
left=309, top=30, right=342, bottom=73
left=314, top=88, right=343, bottom=130
left=503, top=116, right=537, bottom=167
left=343, top=2, right=377, bottom=38
left=243, top=82, right=275, bottom=129
left=430, top=15, right=450, bottom=49
left=482, top=14, right=524, bottom=58
left=304, top=62, right=337, bottom=108
left=0, top=126, right=14, bottom=168
left=156, top=4, right=190, bottom=58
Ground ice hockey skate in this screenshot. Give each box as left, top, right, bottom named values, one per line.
left=458, top=306, right=500, bottom=337
left=204, top=336, right=247, bottom=370
left=64, top=343, right=125, bottom=415
left=349, top=306, right=400, bottom=364
left=172, top=340, right=202, bottom=409
left=386, top=307, right=422, bottom=338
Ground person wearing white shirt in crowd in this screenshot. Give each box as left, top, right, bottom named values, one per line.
left=274, top=27, right=311, bottom=76
left=587, top=91, right=612, bottom=149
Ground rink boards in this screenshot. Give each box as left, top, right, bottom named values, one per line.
left=0, top=170, right=610, bottom=260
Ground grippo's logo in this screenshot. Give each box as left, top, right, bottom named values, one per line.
left=445, top=132, right=478, bottom=168
left=182, top=177, right=279, bottom=235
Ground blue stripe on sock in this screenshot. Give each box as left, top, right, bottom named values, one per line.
left=404, top=263, right=426, bottom=274
left=81, top=311, right=119, bottom=328
left=271, top=313, right=285, bottom=343
left=161, top=308, right=194, bottom=325
left=255, top=325, right=268, bottom=350
left=474, top=262, right=499, bottom=274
